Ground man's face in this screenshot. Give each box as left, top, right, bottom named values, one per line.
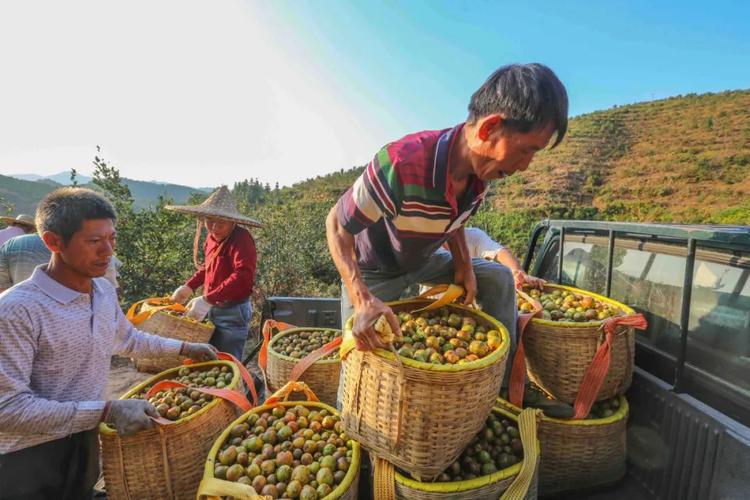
left=204, top=218, right=235, bottom=241
left=465, top=115, right=555, bottom=181
left=49, top=219, right=116, bottom=278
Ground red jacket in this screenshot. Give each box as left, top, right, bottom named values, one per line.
left=186, top=226, right=256, bottom=305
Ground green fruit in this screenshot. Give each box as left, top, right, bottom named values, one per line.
left=219, top=446, right=238, bottom=465
left=214, top=465, right=228, bottom=479
left=226, top=463, right=245, bottom=482
left=286, top=480, right=302, bottom=498
left=316, top=466, right=334, bottom=486
left=291, top=465, right=310, bottom=485
left=300, top=485, right=318, bottom=500
left=246, top=463, right=261, bottom=478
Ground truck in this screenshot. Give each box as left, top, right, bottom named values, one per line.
left=260, top=219, right=750, bottom=499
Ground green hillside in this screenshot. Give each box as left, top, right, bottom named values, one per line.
left=0, top=175, right=211, bottom=215
left=238, top=89, right=750, bottom=258
left=0, top=175, right=58, bottom=215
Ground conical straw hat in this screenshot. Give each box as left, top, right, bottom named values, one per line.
left=164, top=186, right=262, bottom=228
left=0, top=213, right=36, bottom=229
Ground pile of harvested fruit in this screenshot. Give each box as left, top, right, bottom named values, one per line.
left=271, top=330, right=341, bottom=360
left=131, top=386, right=214, bottom=421
left=518, top=286, right=623, bottom=323
left=172, top=364, right=234, bottom=389
left=389, top=308, right=502, bottom=365
left=127, top=365, right=234, bottom=421
left=584, top=397, right=622, bottom=420
left=422, top=412, right=523, bottom=482
left=499, top=385, right=622, bottom=420
left=213, top=405, right=355, bottom=499
left=162, top=308, right=213, bottom=325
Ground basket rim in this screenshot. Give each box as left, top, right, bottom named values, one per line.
left=268, top=327, right=342, bottom=365
left=521, top=283, right=636, bottom=328
left=393, top=405, right=539, bottom=492
left=98, top=359, right=240, bottom=435
left=203, top=400, right=361, bottom=498
left=152, top=309, right=215, bottom=331
left=495, top=394, right=629, bottom=426
left=344, top=299, right=510, bottom=372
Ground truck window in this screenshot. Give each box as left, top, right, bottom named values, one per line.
left=537, top=233, right=687, bottom=384
left=686, top=247, right=750, bottom=395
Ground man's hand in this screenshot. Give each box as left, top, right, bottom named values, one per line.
left=171, top=285, right=193, bottom=305
left=454, top=261, right=477, bottom=306
left=185, top=296, right=212, bottom=322
left=514, top=270, right=546, bottom=290
left=353, top=296, right=401, bottom=351
left=180, top=342, right=218, bottom=362
left=105, top=400, right=158, bottom=436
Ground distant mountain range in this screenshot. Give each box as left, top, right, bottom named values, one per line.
left=0, top=172, right=213, bottom=214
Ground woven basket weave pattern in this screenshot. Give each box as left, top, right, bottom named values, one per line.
left=524, top=322, right=634, bottom=403
left=266, top=328, right=341, bottom=408
left=134, top=311, right=214, bottom=373
left=341, top=301, right=509, bottom=480
left=496, top=396, right=628, bottom=496
left=100, top=361, right=242, bottom=500
left=392, top=407, right=539, bottom=500
left=522, top=284, right=636, bottom=403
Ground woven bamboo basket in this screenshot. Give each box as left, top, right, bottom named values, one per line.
left=384, top=406, right=540, bottom=500
left=266, top=328, right=342, bottom=408
left=495, top=395, right=628, bottom=496
left=521, top=284, right=636, bottom=403
left=134, top=309, right=215, bottom=373
left=340, top=299, right=511, bottom=480
left=197, top=396, right=360, bottom=499
left=99, top=360, right=244, bottom=500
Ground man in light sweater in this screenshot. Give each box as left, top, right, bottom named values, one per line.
left=0, top=187, right=217, bottom=499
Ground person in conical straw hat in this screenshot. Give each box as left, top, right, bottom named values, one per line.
left=0, top=213, right=37, bottom=247
left=166, top=186, right=262, bottom=360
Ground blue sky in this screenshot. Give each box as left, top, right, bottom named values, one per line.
left=0, top=0, right=748, bottom=188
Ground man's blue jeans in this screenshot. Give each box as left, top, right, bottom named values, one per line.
left=207, top=300, right=252, bottom=359
left=336, top=251, right=517, bottom=408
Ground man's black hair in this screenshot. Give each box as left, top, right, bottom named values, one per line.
left=36, top=187, right=117, bottom=243
left=468, top=63, right=569, bottom=147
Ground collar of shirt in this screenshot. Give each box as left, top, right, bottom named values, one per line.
left=30, top=265, right=103, bottom=305
left=431, top=123, right=486, bottom=216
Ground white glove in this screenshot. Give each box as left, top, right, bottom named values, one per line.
left=180, top=342, right=219, bottom=362
left=185, top=296, right=212, bottom=322
left=105, top=399, right=158, bottom=435
left=171, top=285, right=193, bottom=305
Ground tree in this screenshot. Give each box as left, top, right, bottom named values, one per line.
left=90, top=148, right=195, bottom=307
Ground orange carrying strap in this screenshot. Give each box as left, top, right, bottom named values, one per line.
left=144, top=378, right=252, bottom=426
left=572, top=313, right=647, bottom=418
left=289, top=336, right=343, bottom=382
left=126, top=297, right=186, bottom=326
left=264, top=381, right=319, bottom=406
left=183, top=352, right=260, bottom=407
left=508, top=288, right=542, bottom=408
left=258, top=319, right=297, bottom=371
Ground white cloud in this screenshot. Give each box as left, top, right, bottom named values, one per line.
left=0, top=0, right=383, bottom=187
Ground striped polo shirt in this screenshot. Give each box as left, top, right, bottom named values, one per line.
left=336, top=123, right=488, bottom=274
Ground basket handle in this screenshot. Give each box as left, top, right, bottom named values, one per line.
left=412, top=284, right=465, bottom=313
left=508, top=289, right=543, bottom=408
left=126, top=297, right=186, bottom=326
left=373, top=455, right=397, bottom=500
left=183, top=352, right=260, bottom=407
left=572, top=313, right=647, bottom=419
left=289, top=336, right=343, bottom=382
left=258, top=319, right=297, bottom=371
left=264, top=381, right=319, bottom=405
left=196, top=476, right=267, bottom=499
left=144, top=379, right=253, bottom=425
left=500, top=408, right=542, bottom=500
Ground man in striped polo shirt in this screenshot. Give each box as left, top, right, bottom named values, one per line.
left=326, top=63, right=568, bottom=357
